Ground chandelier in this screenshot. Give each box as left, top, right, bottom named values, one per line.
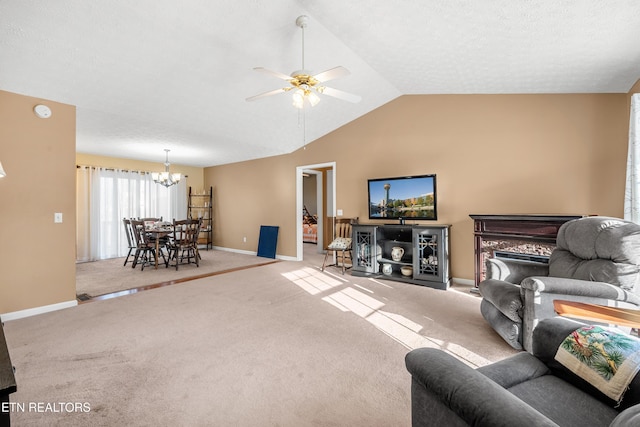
left=151, top=149, right=181, bottom=187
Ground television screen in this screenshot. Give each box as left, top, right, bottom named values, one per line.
left=368, top=174, right=437, bottom=220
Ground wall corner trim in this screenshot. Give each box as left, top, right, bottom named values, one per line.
left=1, top=300, right=78, bottom=322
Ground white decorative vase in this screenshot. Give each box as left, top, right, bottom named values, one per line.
left=382, top=263, right=393, bottom=275
left=391, top=246, right=404, bottom=262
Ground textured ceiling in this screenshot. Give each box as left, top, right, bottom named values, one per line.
left=1, top=0, right=639, bottom=167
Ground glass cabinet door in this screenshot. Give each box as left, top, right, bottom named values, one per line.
left=353, top=225, right=377, bottom=274
left=413, top=227, right=449, bottom=283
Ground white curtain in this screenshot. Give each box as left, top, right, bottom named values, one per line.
left=76, top=166, right=188, bottom=261
left=625, top=94, right=640, bottom=223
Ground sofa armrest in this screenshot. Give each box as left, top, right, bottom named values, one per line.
left=611, top=404, right=640, bottom=427
left=477, top=351, right=550, bottom=389
left=520, top=276, right=640, bottom=306
left=405, top=348, right=558, bottom=427
left=485, top=258, right=549, bottom=283
left=478, top=279, right=523, bottom=323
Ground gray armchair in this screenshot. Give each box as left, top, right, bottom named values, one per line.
left=479, top=216, right=640, bottom=351
left=405, top=317, right=640, bottom=427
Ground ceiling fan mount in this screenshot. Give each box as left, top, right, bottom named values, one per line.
left=246, top=15, right=360, bottom=109
left=295, top=14, right=309, bottom=29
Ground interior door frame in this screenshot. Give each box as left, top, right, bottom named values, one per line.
left=296, top=161, right=336, bottom=261
left=302, top=169, right=324, bottom=251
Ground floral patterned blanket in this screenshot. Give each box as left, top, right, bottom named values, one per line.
left=555, top=325, right=640, bottom=402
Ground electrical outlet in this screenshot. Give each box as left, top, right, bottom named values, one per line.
left=54, top=212, right=63, bottom=223
left=243, top=237, right=247, bottom=243
left=337, top=209, right=343, bottom=216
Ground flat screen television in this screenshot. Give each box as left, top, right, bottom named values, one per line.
left=368, top=174, right=437, bottom=220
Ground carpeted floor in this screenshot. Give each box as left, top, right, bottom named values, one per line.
left=4, top=245, right=518, bottom=426
left=76, top=249, right=277, bottom=298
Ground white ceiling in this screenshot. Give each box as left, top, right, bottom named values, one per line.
left=1, top=0, right=640, bottom=167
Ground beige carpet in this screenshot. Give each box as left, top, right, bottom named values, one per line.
left=5, top=247, right=518, bottom=426
left=76, top=249, right=277, bottom=298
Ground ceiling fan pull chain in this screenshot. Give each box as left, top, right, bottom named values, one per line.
left=297, top=108, right=306, bottom=150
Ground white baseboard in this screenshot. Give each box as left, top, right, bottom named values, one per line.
left=211, top=246, right=296, bottom=262
left=212, top=246, right=256, bottom=256
left=1, top=300, right=78, bottom=322
left=452, top=277, right=475, bottom=287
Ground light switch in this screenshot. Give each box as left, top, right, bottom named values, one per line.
left=337, top=209, right=343, bottom=216
left=54, top=213, right=63, bottom=223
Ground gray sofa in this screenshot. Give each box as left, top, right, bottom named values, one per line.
left=478, top=216, right=640, bottom=351
left=405, top=317, right=640, bottom=427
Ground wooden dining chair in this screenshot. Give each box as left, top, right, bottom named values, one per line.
left=140, top=217, right=168, bottom=248
left=122, top=218, right=137, bottom=266
left=322, top=218, right=355, bottom=274
left=130, top=219, right=162, bottom=270
left=166, top=218, right=201, bottom=270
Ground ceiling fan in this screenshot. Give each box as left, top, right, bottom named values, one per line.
left=246, top=15, right=361, bottom=109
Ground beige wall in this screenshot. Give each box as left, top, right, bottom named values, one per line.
left=0, top=89, right=633, bottom=314
left=205, top=94, right=628, bottom=280
left=0, top=90, right=76, bottom=314
left=76, top=153, right=205, bottom=192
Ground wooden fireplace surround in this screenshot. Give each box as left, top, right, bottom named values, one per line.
left=469, top=214, right=586, bottom=287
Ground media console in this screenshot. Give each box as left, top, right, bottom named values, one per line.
left=351, top=224, right=451, bottom=290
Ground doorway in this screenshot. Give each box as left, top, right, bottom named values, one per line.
left=296, top=162, right=336, bottom=261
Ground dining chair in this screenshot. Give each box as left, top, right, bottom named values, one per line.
left=140, top=216, right=169, bottom=249
left=122, top=218, right=137, bottom=266
left=130, top=219, right=163, bottom=270
left=191, top=217, right=203, bottom=261
left=166, top=218, right=201, bottom=270
left=321, top=218, right=355, bottom=274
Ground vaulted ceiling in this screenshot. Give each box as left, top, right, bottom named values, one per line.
left=2, top=1, right=639, bottom=167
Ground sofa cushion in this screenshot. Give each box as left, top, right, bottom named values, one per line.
left=478, top=351, right=549, bottom=389
left=327, top=237, right=351, bottom=250
left=508, top=375, right=619, bottom=427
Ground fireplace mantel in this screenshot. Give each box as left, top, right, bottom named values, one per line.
left=469, top=214, right=587, bottom=287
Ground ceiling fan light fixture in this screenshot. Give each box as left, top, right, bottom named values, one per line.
left=292, top=90, right=305, bottom=109
left=308, top=91, right=321, bottom=107
left=247, top=15, right=360, bottom=109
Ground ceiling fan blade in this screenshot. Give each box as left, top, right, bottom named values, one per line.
left=313, top=66, right=351, bottom=83
left=253, top=67, right=292, bottom=81
left=320, top=86, right=361, bottom=104
left=245, top=88, right=287, bottom=102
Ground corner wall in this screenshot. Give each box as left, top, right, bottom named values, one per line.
left=0, top=90, right=77, bottom=315
left=205, top=94, right=628, bottom=280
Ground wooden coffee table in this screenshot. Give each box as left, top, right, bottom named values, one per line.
left=553, top=299, right=640, bottom=329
